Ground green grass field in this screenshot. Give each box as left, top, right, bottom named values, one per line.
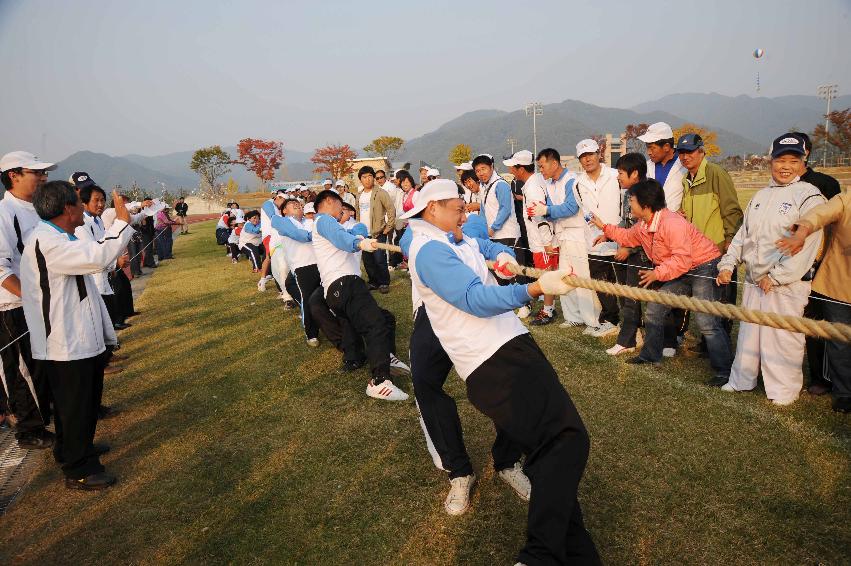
left=1, top=220, right=848, bottom=565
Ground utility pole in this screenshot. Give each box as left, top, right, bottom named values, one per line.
left=525, top=102, right=543, bottom=158
left=817, top=84, right=838, bottom=167
left=506, top=137, right=517, bottom=154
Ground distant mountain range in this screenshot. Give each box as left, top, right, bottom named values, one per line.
left=52, top=92, right=850, bottom=192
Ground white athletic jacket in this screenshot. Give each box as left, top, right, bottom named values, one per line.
left=718, top=178, right=825, bottom=285
left=75, top=213, right=115, bottom=296
left=0, top=192, right=40, bottom=311
left=520, top=173, right=555, bottom=254
left=21, top=220, right=134, bottom=361
left=575, top=166, right=621, bottom=255
left=647, top=157, right=687, bottom=212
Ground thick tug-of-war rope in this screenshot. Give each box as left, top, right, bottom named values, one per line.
left=373, top=242, right=851, bottom=344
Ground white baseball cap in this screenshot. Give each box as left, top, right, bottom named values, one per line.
left=419, top=164, right=430, bottom=171
left=399, top=179, right=461, bottom=219
left=426, top=167, right=440, bottom=177
left=454, top=161, right=473, bottom=171
left=303, top=202, right=315, bottom=214
left=502, top=150, right=534, bottom=167
left=637, top=122, right=674, bottom=144
left=0, top=151, right=57, bottom=173
left=575, top=139, right=599, bottom=157
left=335, top=179, right=346, bottom=187
left=322, top=179, right=332, bottom=186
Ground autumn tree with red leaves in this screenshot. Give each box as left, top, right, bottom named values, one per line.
left=233, top=138, right=283, bottom=186
left=624, top=123, right=650, bottom=152
left=311, top=144, right=358, bottom=180
left=812, top=108, right=851, bottom=158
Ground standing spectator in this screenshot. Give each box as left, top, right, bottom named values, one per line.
left=777, top=189, right=851, bottom=412
left=717, top=134, right=826, bottom=405
left=154, top=205, right=176, bottom=261
left=0, top=150, right=56, bottom=450
left=174, top=196, right=189, bottom=234
left=574, top=139, right=622, bottom=337
left=139, top=196, right=157, bottom=268
left=791, top=132, right=842, bottom=396
left=355, top=166, right=396, bottom=294
left=591, top=179, right=733, bottom=385
left=473, top=154, right=521, bottom=245
left=22, top=182, right=134, bottom=489
left=337, top=180, right=357, bottom=208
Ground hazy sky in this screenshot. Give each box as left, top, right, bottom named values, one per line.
left=2, top=0, right=850, bottom=160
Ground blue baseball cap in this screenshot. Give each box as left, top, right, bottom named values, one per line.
left=770, top=134, right=807, bottom=159
left=675, top=133, right=704, bottom=152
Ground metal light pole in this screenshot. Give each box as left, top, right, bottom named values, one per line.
left=506, top=137, right=517, bottom=154
left=817, top=84, right=838, bottom=167
left=525, top=102, right=543, bottom=158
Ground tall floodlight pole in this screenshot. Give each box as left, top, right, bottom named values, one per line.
left=817, top=84, right=838, bottom=167
left=525, top=102, right=543, bottom=158
left=506, top=137, right=517, bottom=154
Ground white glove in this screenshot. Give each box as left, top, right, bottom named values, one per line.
left=358, top=238, right=378, bottom=252
left=529, top=202, right=548, bottom=217
left=493, top=252, right=520, bottom=280
left=537, top=269, right=575, bottom=296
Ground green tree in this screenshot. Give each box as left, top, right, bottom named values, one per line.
left=226, top=178, right=239, bottom=195
left=448, top=143, right=472, bottom=165
left=363, top=136, right=405, bottom=161
left=190, top=146, right=232, bottom=198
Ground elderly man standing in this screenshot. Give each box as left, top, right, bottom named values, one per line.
left=22, top=182, right=134, bottom=489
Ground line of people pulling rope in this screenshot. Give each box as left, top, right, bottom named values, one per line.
left=212, top=126, right=848, bottom=564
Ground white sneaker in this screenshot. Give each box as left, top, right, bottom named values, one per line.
left=592, top=321, right=619, bottom=338
left=772, top=396, right=798, bottom=406
left=389, top=354, right=411, bottom=377
left=583, top=325, right=600, bottom=336
left=662, top=347, right=676, bottom=358
left=516, top=305, right=532, bottom=319
left=444, top=474, right=476, bottom=515
left=559, top=320, right=584, bottom=329
left=497, top=462, right=531, bottom=502
left=306, top=338, right=319, bottom=347
left=366, top=379, right=409, bottom=401
left=277, top=291, right=290, bottom=301
left=606, top=344, right=634, bottom=356
left=257, top=278, right=267, bottom=292
left=721, top=383, right=736, bottom=392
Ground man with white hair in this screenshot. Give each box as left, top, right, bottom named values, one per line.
left=404, top=178, right=599, bottom=565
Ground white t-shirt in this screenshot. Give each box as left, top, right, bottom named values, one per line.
left=359, top=191, right=372, bottom=234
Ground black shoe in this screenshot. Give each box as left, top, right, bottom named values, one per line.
left=368, top=284, right=379, bottom=291
left=127, top=311, right=142, bottom=318
left=65, top=472, right=116, bottom=491
left=379, top=285, right=390, bottom=294
left=625, top=356, right=658, bottom=366
left=283, top=300, right=297, bottom=310
left=705, top=375, right=729, bottom=388
left=98, top=405, right=117, bottom=419
left=832, top=397, right=851, bottom=413
left=113, top=322, right=131, bottom=330
left=0, top=419, right=11, bottom=431
left=341, top=359, right=366, bottom=372
left=808, top=382, right=832, bottom=396
left=529, top=309, right=555, bottom=326
left=18, top=433, right=54, bottom=450
left=92, top=442, right=111, bottom=455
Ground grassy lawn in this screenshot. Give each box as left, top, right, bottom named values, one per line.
left=1, top=220, right=848, bottom=565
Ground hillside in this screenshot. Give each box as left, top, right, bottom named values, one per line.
left=52, top=151, right=191, bottom=192
left=397, top=99, right=763, bottom=174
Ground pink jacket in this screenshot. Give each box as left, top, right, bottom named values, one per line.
left=603, top=208, right=720, bottom=281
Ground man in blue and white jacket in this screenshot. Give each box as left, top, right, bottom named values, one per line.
left=22, top=181, right=134, bottom=490
left=473, top=153, right=521, bottom=246
left=404, top=178, right=599, bottom=565
left=312, top=190, right=410, bottom=401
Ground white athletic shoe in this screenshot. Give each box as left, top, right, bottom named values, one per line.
left=444, top=474, right=476, bottom=516
left=516, top=305, right=532, bottom=319
left=559, top=320, right=584, bottom=329
left=662, top=347, right=677, bottom=358
left=277, top=291, right=289, bottom=301
left=306, top=338, right=319, bottom=347
left=366, top=379, right=409, bottom=401
left=582, top=325, right=599, bottom=336
left=257, top=278, right=267, bottom=292
left=772, top=396, right=798, bottom=406
left=389, top=354, right=411, bottom=377
left=720, top=383, right=736, bottom=392
left=497, top=461, right=531, bottom=502
left=606, top=344, right=634, bottom=356
left=592, top=321, right=619, bottom=338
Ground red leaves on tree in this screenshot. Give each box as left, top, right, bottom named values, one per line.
left=311, top=144, right=358, bottom=180
left=234, top=138, right=284, bottom=182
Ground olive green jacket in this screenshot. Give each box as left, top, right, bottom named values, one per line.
left=681, top=159, right=743, bottom=250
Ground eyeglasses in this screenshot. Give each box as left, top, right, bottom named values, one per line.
left=375, top=176, right=386, bottom=181
left=22, top=169, right=49, bottom=177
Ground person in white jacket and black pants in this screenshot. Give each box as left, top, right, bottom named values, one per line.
left=22, top=181, right=134, bottom=490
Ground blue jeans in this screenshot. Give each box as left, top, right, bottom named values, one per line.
left=824, top=297, right=851, bottom=401
left=640, top=258, right=733, bottom=377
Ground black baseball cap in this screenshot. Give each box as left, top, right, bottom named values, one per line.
left=770, top=133, right=807, bottom=159
left=68, top=171, right=96, bottom=190
left=675, top=134, right=704, bottom=152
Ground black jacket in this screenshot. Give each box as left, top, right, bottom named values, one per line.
left=801, top=167, right=841, bottom=200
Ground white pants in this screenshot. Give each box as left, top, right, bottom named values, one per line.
left=270, top=247, right=293, bottom=300
left=558, top=238, right=600, bottom=327
left=729, top=280, right=810, bottom=402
